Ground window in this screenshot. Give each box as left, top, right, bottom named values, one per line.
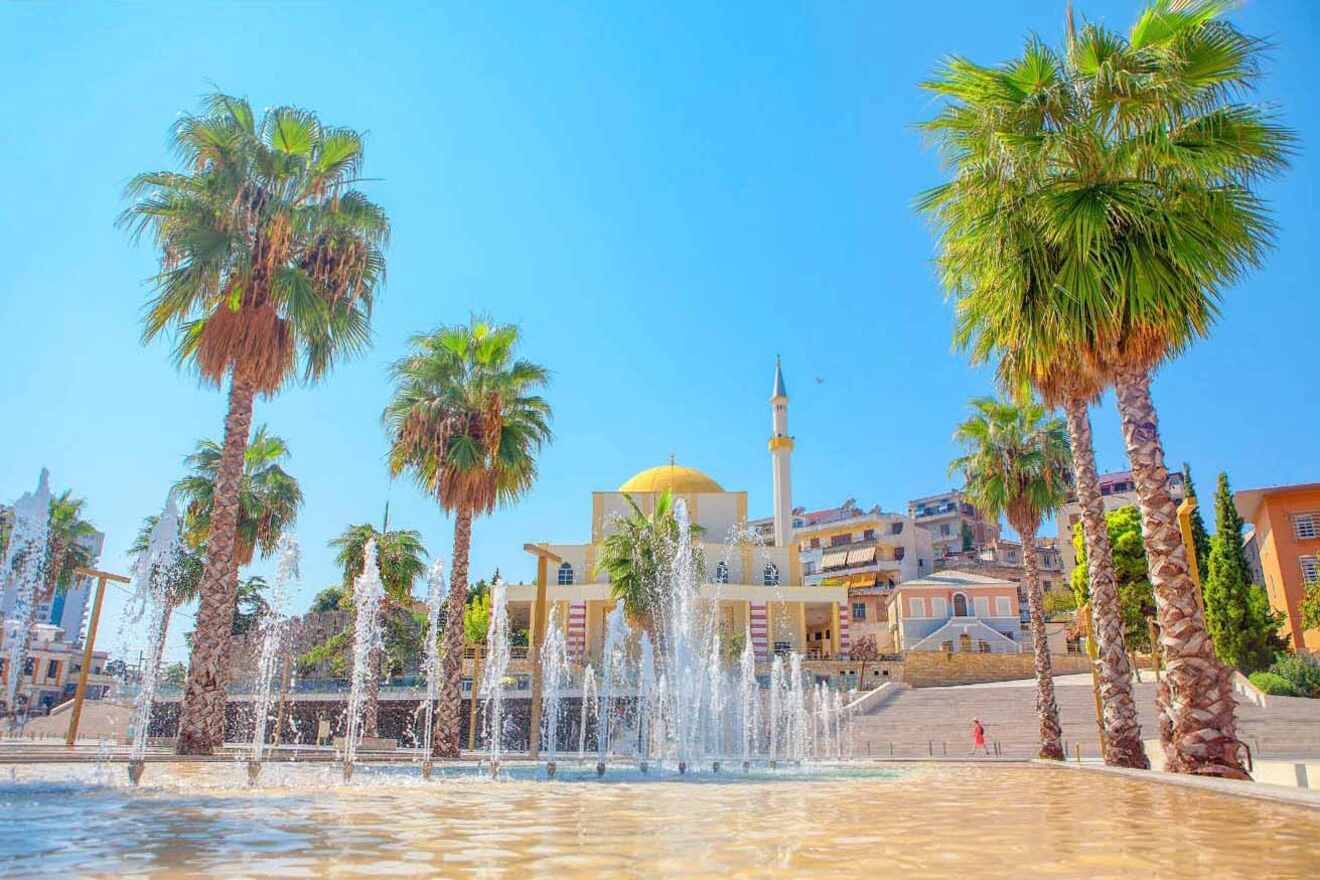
left=974, top=597, right=990, bottom=617
left=863, top=528, right=875, bottom=541
left=810, top=538, right=821, bottom=549
left=557, top=562, right=575, bottom=585
left=802, top=562, right=815, bottom=576
left=774, top=640, right=791, bottom=657
left=940, top=524, right=951, bottom=536
left=893, top=546, right=905, bottom=561
left=715, top=560, right=730, bottom=584
left=830, top=534, right=852, bottom=547
left=931, top=597, right=948, bottom=618
left=1301, top=556, right=1320, bottom=583
left=763, top=563, right=780, bottom=586
left=891, top=522, right=904, bottom=535
left=46, top=660, right=58, bottom=679
left=953, top=594, right=969, bottom=617
left=1293, top=513, right=1319, bottom=540
left=995, top=597, right=1012, bottom=617
left=909, top=598, right=925, bottom=617
left=852, top=602, right=866, bottom=621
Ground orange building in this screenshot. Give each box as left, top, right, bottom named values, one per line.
left=1235, top=482, right=1320, bottom=652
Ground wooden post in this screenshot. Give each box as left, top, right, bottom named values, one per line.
left=524, top=544, right=559, bottom=760
left=1080, top=601, right=1108, bottom=757
left=65, top=568, right=130, bottom=747
left=1176, top=497, right=1205, bottom=615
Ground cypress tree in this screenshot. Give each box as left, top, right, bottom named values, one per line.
left=1203, top=472, right=1286, bottom=672
left=1182, top=463, right=1212, bottom=581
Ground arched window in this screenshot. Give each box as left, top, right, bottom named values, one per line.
left=953, top=593, right=970, bottom=617
left=763, top=562, right=780, bottom=586
left=715, top=560, right=730, bottom=584
left=557, top=562, right=575, bottom=586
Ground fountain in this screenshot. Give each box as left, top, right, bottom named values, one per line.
left=577, top=664, right=598, bottom=765
left=123, top=491, right=187, bottom=784
left=479, top=576, right=511, bottom=776
left=539, top=603, right=570, bottom=766
left=247, top=535, right=299, bottom=784
left=595, top=601, right=631, bottom=768
left=738, top=622, right=757, bottom=765
left=419, top=559, right=445, bottom=780
left=342, top=539, right=385, bottom=783
left=2, top=470, right=52, bottom=729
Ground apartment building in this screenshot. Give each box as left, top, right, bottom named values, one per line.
left=0, top=622, right=114, bottom=712
left=1235, top=482, right=1320, bottom=652
left=906, top=490, right=1001, bottom=558
left=1055, top=469, right=1185, bottom=579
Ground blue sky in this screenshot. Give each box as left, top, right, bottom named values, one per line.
left=2, top=2, right=1316, bottom=663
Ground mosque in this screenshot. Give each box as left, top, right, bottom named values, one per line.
left=500, top=359, right=853, bottom=667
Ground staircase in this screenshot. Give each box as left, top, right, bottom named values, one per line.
left=849, top=677, right=1320, bottom=761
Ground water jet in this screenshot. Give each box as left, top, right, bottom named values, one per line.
left=127, top=760, right=145, bottom=785
left=246, top=760, right=262, bottom=786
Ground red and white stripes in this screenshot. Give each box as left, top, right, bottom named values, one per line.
left=567, top=601, right=587, bottom=661
left=837, top=602, right=851, bottom=660
left=749, top=602, right=769, bottom=661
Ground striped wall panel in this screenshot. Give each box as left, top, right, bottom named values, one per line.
left=567, top=601, right=587, bottom=661
left=749, top=602, right=769, bottom=661
left=838, top=602, right=851, bottom=660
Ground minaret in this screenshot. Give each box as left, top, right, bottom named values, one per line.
left=769, top=356, right=794, bottom=548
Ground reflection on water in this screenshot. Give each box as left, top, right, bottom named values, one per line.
left=0, top=762, right=1316, bottom=878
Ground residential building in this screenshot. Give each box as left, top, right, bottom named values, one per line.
left=1055, top=469, right=1186, bottom=579
left=887, top=571, right=1023, bottom=654
left=0, top=622, right=114, bottom=712
left=936, top=537, right=1067, bottom=594
left=1234, top=482, right=1320, bottom=652
left=906, top=490, right=1000, bottom=558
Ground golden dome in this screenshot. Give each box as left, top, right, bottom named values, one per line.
left=618, top=464, right=724, bottom=494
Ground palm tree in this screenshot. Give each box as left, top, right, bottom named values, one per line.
left=129, top=513, right=205, bottom=660
left=595, top=488, right=701, bottom=642
left=120, top=92, right=388, bottom=755
left=42, top=491, right=98, bottom=603
left=384, top=317, right=552, bottom=758
left=918, top=2, right=1291, bottom=778
left=175, top=426, right=303, bottom=567
left=950, top=396, right=1072, bottom=760
left=329, top=522, right=428, bottom=736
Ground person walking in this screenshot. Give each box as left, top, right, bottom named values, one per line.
left=971, top=718, right=990, bottom=756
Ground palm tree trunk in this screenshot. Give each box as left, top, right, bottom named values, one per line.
left=1062, top=397, right=1149, bottom=769
left=431, top=506, right=473, bottom=758
left=1113, top=368, right=1248, bottom=779
left=176, top=371, right=256, bottom=755
left=1018, top=523, right=1064, bottom=760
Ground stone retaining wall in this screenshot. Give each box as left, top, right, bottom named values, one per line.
left=904, top=651, right=1092, bottom=688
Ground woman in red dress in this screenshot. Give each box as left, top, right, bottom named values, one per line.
left=971, top=718, right=989, bottom=755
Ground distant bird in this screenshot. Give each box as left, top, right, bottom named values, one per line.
left=815, top=376, right=825, bottom=384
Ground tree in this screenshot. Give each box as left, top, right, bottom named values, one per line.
left=1204, top=473, right=1287, bottom=673
left=1072, top=507, right=1156, bottom=653
left=960, top=521, right=975, bottom=552
left=595, top=489, right=702, bottom=641
left=129, top=513, right=205, bottom=662
left=121, top=92, right=389, bottom=755
left=851, top=635, right=881, bottom=687
left=950, top=395, right=1071, bottom=760
left=310, top=587, right=346, bottom=613
left=175, top=426, right=303, bottom=567
left=1302, top=580, right=1320, bottom=634
left=328, top=522, right=428, bottom=736
left=1182, top=464, right=1212, bottom=581
left=162, top=662, right=188, bottom=688
left=42, top=491, right=98, bottom=602
left=918, top=1, right=1290, bottom=779
left=385, top=317, right=552, bottom=758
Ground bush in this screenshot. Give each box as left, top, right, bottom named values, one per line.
left=1248, top=671, right=1299, bottom=697
left=1267, top=653, right=1320, bottom=698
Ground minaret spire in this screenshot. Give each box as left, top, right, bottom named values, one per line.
left=769, top=356, right=794, bottom=548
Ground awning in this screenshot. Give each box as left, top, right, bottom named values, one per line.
left=845, top=546, right=876, bottom=565
left=821, top=551, right=850, bottom=570
left=848, top=573, right=877, bottom=587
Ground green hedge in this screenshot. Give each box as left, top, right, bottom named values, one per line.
left=1248, top=671, right=1299, bottom=697
left=1267, top=654, right=1320, bottom=698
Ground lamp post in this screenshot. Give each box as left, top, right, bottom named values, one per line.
left=65, top=567, right=131, bottom=747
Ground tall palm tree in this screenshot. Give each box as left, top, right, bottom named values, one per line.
left=121, top=92, right=389, bottom=755
left=174, top=426, right=303, bottom=567
left=595, top=488, right=701, bottom=643
left=918, top=2, right=1290, bottom=779
left=385, top=318, right=551, bottom=758
left=950, top=396, right=1072, bottom=760
left=329, top=522, right=428, bottom=736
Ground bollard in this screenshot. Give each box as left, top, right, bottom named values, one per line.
left=127, top=760, right=145, bottom=785
left=867, top=741, right=872, bottom=756
left=712, top=761, right=721, bottom=774
left=545, top=761, right=557, bottom=779
left=421, top=759, right=433, bottom=781
left=342, top=762, right=354, bottom=783
left=742, top=760, right=750, bottom=773
left=928, top=740, right=933, bottom=757
left=595, top=761, right=605, bottom=778
left=889, top=742, right=894, bottom=758
left=678, top=761, right=687, bottom=775
left=942, top=741, right=947, bottom=757
left=491, top=759, right=502, bottom=779
left=246, top=760, right=262, bottom=786
left=769, top=759, right=777, bottom=770
left=1074, top=743, right=1082, bottom=763
left=639, top=761, right=649, bottom=774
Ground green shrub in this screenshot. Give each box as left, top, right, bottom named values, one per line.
left=1267, top=653, right=1320, bottom=698
left=1248, top=671, right=1299, bottom=697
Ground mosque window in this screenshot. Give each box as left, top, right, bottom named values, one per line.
left=557, top=562, right=575, bottom=586
left=715, top=561, right=730, bottom=584
left=762, top=563, right=780, bottom=586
